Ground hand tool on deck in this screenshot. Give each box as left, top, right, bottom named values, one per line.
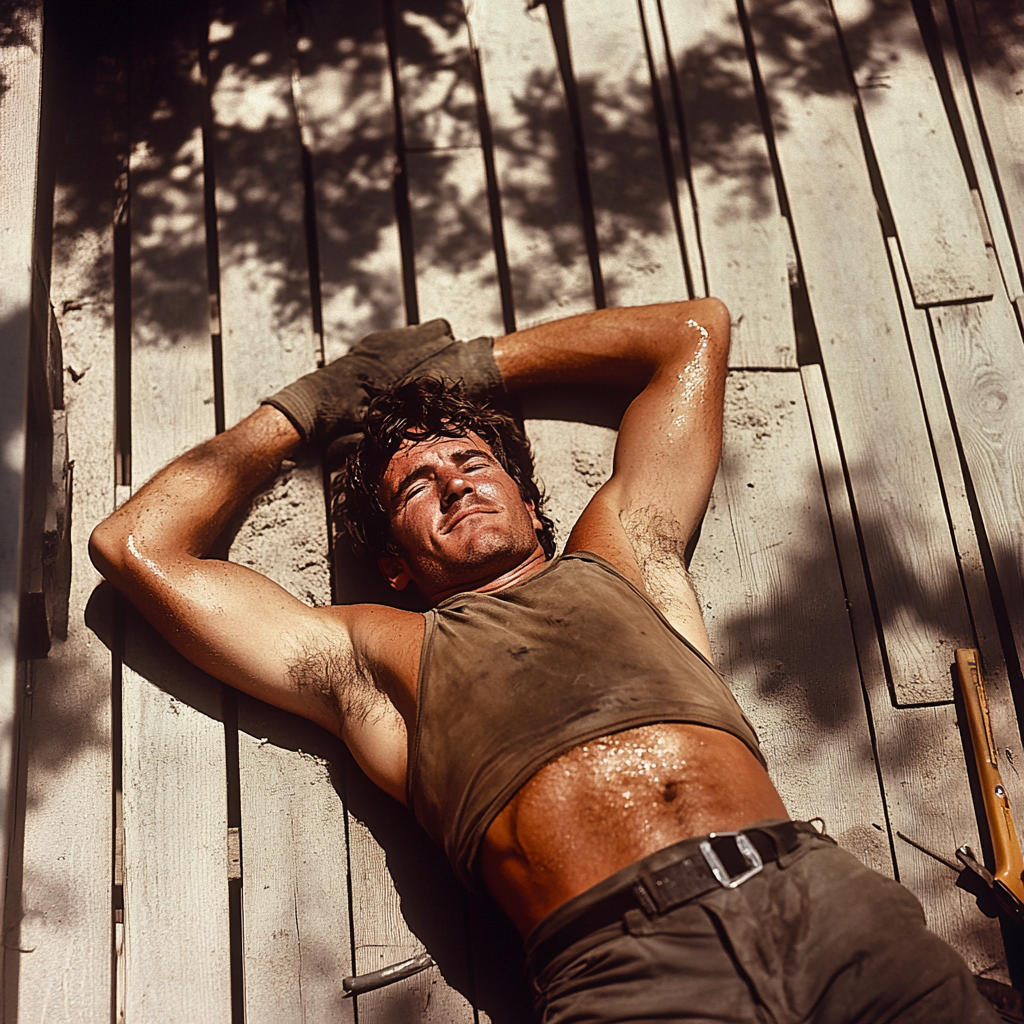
left=955, top=648, right=1024, bottom=916
left=898, top=650, right=1024, bottom=926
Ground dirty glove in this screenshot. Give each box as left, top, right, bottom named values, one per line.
left=262, top=318, right=504, bottom=449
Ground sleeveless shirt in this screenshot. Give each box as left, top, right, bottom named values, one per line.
left=406, top=551, right=764, bottom=888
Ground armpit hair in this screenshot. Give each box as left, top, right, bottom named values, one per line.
left=619, top=505, right=700, bottom=611
left=287, top=637, right=390, bottom=729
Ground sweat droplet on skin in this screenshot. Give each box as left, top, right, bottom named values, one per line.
left=557, top=732, right=692, bottom=820
left=670, top=319, right=712, bottom=436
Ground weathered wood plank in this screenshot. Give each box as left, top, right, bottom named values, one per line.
left=397, top=1, right=479, bottom=152
left=889, top=238, right=1024, bottom=825
left=465, top=0, right=594, bottom=328
left=657, top=0, right=795, bottom=365
left=397, top=1, right=504, bottom=337
left=930, top=290, right=1024, bottom=678
left=747, top=0, right=974, bottom=704
left=235, top=698, right=353, bottom=1024
left=207, top=1, right=353, bottom=1017
left=121, top=11, right=232, bottom=1017
left=289, top=0, right=405, bottom=359
left=208, top=0, right=316, bottom=425
left=691, top=371, right=889, bottom=872
left=801, top=363, right=1007, bottom=981
left=832, top=0, right=989, bottom=306
left=0, top=7, right=43, bottom=985
left=562, top=0, right=688, bottom=307
left=121, top=625, right=232, bottom=1019
left=406, top=148, right=504, bottom=337
left=347, top=808, right=476, bottom=1022
left=926, top=0, right=1023, bottom=303
left=635, top=0, right=705, bottom=304
left=8, top=11, right=117, bottom=1016
left=951, top=0, right=1024, bottom=293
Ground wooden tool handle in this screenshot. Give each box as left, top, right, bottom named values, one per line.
left=956, top=648, right=1024, bottom=901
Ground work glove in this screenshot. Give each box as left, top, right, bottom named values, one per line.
left=262, top=318, right=504, bottom=449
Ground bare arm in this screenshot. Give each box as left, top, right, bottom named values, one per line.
left=89, top=405, right=415, bottom=801
left=494, top=299, right=729, bottom=656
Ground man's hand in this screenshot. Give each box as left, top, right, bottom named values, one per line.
left=263, top=318, right=503, bottom=449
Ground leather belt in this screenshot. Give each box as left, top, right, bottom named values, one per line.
left=527, top=820, right=814, bottom=978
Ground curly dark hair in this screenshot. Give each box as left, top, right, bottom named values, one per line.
left=334, top=376, right=556, bottom=564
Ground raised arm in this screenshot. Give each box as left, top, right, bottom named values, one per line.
left=494, top=298, right=729, bottom=655
left=89, top=405, right=415, bottom=800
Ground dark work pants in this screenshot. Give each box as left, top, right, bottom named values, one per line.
left=526, top=828, right=1001, bottom=1023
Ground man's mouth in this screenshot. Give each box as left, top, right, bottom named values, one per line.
left=441, top=503, right=497, bottom=533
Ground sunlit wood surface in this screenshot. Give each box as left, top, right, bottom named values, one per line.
left=4, top=0, right=1024, bottom=1019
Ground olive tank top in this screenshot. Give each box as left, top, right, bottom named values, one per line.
left=406, top=551, right=764, bottom=888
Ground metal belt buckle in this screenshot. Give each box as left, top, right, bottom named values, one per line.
left=700, top=832, right=764, bottom=889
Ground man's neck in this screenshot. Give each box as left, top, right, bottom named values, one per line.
left=427, top=547, right=550, bottom=605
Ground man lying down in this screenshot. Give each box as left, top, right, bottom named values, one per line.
left=91, top=300, right=1001, bottom=1022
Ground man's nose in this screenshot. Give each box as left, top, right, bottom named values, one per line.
left=441, top=473, right=473, bottom=508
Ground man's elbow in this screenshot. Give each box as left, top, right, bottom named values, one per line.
left=693, top=296, right=731, bottom=350
left=89, top=516, right=132, bottom=583
left=89, top=520, right=116, bottom=576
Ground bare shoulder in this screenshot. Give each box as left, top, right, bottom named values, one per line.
left=296, top=602, right=425, bottom=803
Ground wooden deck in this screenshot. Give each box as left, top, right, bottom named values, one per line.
left=4, top=0, right=1024, bottom=1018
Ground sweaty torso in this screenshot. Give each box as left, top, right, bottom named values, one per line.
left=479, top=723, right=786, bottom=935
left=366, top=555, right=786, bottom=937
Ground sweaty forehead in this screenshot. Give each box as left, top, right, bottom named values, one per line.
left=377, top=430, right=497, bottom=500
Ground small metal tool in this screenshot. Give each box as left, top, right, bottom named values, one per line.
left=956, top=844, right=1024, bottom=927
left=895, top=830, right=961, bottom=873
left=342, top=951, right=436, bottom=997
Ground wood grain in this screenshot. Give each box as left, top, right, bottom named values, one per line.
left=8, top=27, right=117, bottom=1016
left=951, top=0, right=1024, bottom=297
left=208, top=1, right=354, bottom=1017
left=926, top=0, right=1023, bottom=303
left=121, top=13, right=232, bottom=1017
left=347, top=810, right=476, bottom=1023
left=406, top=148, right=504, bottom=338
left=801, top=363, right=1007, bottom=981
left=466, top=0, right=595, bottom=328
left=747, top=0, right=974, bottom=704
left=396, top=2, right=503, bottom=338
left=658, top=0, right=795, bottom=365
left=208, top=0, right=316, bottom=426
left=929, top=290, right=1024, bottom=678
left=889, top=239, right=1024, bottom=827
left=832, top=0, right=989, bottom=306
left=636, top=0, right=706, bottom=303
left=120, top=631, right=232, bottom=1020
left=289, top=0, right=406, bottom=358
left=235, top=699, right=354, bottom=1024
left=561, top=0, right=687, bottom=307
left=691, top=371, right=890, bottom=872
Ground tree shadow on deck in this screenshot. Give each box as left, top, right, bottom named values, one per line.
left=44, top=0, right=1022, bottom=347
left=0, top=0, right=37, bottom=99
left=34, top=0, right=1024, bottom=1011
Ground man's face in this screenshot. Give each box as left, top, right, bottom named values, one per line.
left=376, top=430, right=543, bottom=600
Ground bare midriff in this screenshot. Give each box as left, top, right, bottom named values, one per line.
left=478, top=722, right=788, bottom=937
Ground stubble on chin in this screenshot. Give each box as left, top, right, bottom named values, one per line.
left=420, top=518, right=537, bottom=593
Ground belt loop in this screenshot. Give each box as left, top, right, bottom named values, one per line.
left=632, top=879, right=658, bottom=916
left=768, top=820, right=800, bottom=855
